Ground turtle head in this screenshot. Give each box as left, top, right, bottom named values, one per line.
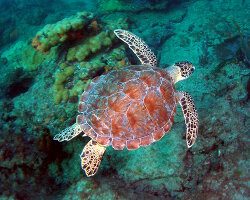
left=167, top=61, right=195, bottom=83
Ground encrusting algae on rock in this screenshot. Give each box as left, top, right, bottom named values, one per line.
left=67, top=31, right=114, bottom=62
left=32, top=12, right=94, bottom=54
left=1, top=41, right=56, bottom=71
left=31, top=11, right=129, bottom=105
left=53, top=64, right=75, bottom=104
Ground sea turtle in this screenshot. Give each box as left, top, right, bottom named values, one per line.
left=54, top=29, right=198, bottom=177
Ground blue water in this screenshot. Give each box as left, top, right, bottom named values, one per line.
left=0, top=0, right=249, bottom=199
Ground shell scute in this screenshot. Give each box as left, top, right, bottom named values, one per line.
left=80, top=91, right=89, bottom=102
left=76, top=114, right=85, bottom=125
left=144, top=90, right=170, bottom=127
left=126, top=101, right=155, bottom=138
left=85, top=96, right=107, bottom=113
left=111, top=113, right=133, bottom=140
left=79, top=65, right=177, bottom=149
left=160, top=80, right=176, bottom=111
left=78, top=102, right=85, bottom=113
left=96, top=136, right=111, bottom=146
left=123, top=79, right=146, bottom=100
left=112, top=138, right=126, bottom=150
left=87, top=110, right=110, bottom=137
left=126, top=65, right=146, bottom=71
left=92, top=83, right=117, bottom=97
left=85, top=81, right=95, bottom=93
left=108, top=92, right=131, bottom=112
left=87, top=128, right=97, bottom=140
left=127, top=138, right=140, bottom=150
left=113, top=70, right=137, bottom=83
left=152, top=128, right=165, bottom=141
left=156, top=68, right=172, bottom=82
left=140, top=135, right=154, bottom=146
left=163, top=122, right=171, bottom=132
left=139, top=69, right=161, bottom=87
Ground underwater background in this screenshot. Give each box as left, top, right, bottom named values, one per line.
left=0, top=0, right=249, bottom=199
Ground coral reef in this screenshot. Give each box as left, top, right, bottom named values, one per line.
left=53, top=64, right=76, bottom=104
left=1, top=41, right=56, bottom=71
left=32, top=12, right=94, bottom=53
left=47, top=15, right=129, bottom=104
left=67, top=31, right=113, bottom=62
left=65, top=17, right=128, bottom=63
left=53, top=44, right=129, bottom=104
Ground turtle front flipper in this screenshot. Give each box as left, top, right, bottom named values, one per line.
left=114, top=29, right=157, bottom=67
left=177, top=92, right=198, bottom=148
left=80, top=140, right=106, bottom=177
left=53, top=123, right=83, bottom=142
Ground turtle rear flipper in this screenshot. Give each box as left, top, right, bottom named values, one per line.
left=114, top=29, right=157, bottom=67
left=177, top=92, right=198, bottom=148
left=53, top=123, right=83, bottom=142
left=80, top=140, right=106, bottom=177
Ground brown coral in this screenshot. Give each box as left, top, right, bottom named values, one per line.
left=32, top=35, right=49, bottom=54
left=31, top=12, right=94, bottom=54
left=91, top=20, right=99, bottom=31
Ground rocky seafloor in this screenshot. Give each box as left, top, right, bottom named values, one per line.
left=0, top=0, right=249, bottom=199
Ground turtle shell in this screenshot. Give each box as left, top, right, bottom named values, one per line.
left=76, top=65, right=177, bottom=150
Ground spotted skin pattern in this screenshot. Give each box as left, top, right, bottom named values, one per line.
left=177, top=91, right=198, bottom=148
left=53, top=123, right=82, bottom=142
left=77, top=65, right=177, bottom=150
left=80, top=140, right=106, bottom=177
left=175, top=61, right=194, bottom=79
left=114, top=29, right=157, bottom=68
